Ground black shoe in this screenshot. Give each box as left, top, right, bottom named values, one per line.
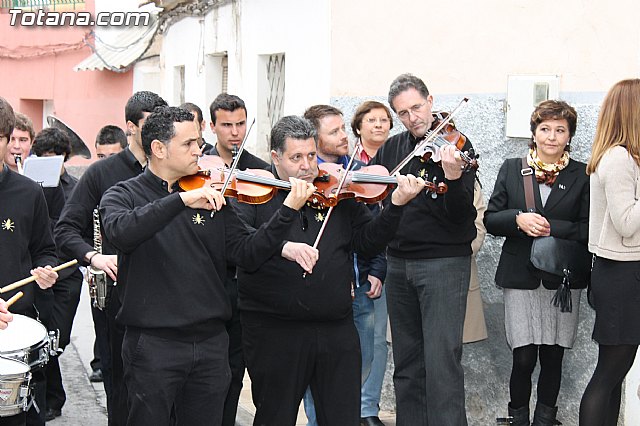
left=45, top=408, right=62, bottom=421
left=360, top=416, right=385, bottom=426
left=89, top=368, right=103, bottom=382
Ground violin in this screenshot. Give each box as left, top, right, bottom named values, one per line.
left=315, top=163, right=448, bottom=207
left=390, top=98, right=479, bottom=175
left=179, top=155, right=337, bottom=207
left=414, top=112, right=478, bottom=170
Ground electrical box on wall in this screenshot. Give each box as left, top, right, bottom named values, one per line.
left=506, top=75, right=560, bottom=138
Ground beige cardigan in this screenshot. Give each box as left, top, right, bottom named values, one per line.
left=589, top=146, right=640, bottom=260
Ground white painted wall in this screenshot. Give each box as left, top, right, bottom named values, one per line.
left=158, top=0, right=331, bottom=158
left=330, top=0, right=640, bottom=97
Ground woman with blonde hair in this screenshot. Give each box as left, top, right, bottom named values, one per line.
left=580, top=78, right=640, bottom=426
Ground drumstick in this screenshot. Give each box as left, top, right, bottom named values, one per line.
left=0, top=259, right=78, bottom=294
left=5, top=291, right=23, bottom=307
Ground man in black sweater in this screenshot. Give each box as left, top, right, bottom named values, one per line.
left=54, top=91, right=167, bottom=426
left=369, top=73, right=477, bottom=426
left=234, top=115, right=424, bottom=426
left=99, top=107, right=317, bottom=426
left=0, top=96, right=59, bottom=426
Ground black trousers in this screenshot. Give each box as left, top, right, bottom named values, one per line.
left=222, top=276, right=245, bottom=426
left=106, top=288, right=127, bottom=426
left=45, top=269, right=83, bottom=411
left=122, top=327, right=230, bottom=426
left=91, top=304, right=112, bottom=399
left=241, top=312, right=361, bottom=426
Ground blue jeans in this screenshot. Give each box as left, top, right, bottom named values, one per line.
left=361, top=285, right=388, bottom=417
left=304, top=282, right=375, bottom=425
left=386, top=255, right=470, bottom=426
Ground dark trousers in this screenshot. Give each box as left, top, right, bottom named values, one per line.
left=122, top=327, right=230, bottom=426
left=241, top=312, right=361, bottom=426
left=222, top=276, right=245, bottom=426
left=91, top=304, right=112, bottom=400
left=45, top=270, right=83, bottom=411
left=106, top=288, right=127, bottom=426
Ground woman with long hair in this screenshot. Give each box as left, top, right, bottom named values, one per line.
left=579, top=78, right=640, bottom=426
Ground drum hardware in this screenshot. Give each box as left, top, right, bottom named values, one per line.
left=0, top=356, right=31, bottom=417
left=0, top=315, right=51, bottom=370
left=88, top=208, right=108, bottom=310
left=48, top=330, right=61, bottom=357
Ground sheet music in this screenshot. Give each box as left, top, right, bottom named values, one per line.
left=22, top=155, right=64, bottom=187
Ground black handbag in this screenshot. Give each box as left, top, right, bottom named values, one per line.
left=521, top=158, right=592, bottom=312
left=529, top=236, right=592, bottom=290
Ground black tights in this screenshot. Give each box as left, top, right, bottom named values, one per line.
left=579, top=344, right=638, bottom=426
left=510, top=344, right=565, bottom=409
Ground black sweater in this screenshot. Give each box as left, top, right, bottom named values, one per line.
left=369, top=130, right=477, bottom=259
left=235, top=186, right=404, bottom=321
left=55, top=148, right=143, bottom=265
left=99, top=168, right=298, bottom=340
left=0, top=165, right=58, bottom=316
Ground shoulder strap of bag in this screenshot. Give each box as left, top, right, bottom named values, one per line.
left=521, top=157, right=535, bottom=212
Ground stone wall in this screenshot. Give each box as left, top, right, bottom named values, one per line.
left=332, top=94, right=603, bottom=426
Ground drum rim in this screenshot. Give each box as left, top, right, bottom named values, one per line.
left=0, top=314, right=48, bottom=353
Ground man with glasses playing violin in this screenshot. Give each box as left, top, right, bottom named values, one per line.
left=369, top=73, right=477, bottom=426
left=233, top=115, right=424, bottom=426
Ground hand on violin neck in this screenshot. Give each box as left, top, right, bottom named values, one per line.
left=391, top=174, right=426, bottom=206
left=281, top=241, right=319, bottom=274
left=180, top=186, right=226, bottom=211
left=283, top=177, right=317, bottom=211
left=440, top=145, right=464, bottom=180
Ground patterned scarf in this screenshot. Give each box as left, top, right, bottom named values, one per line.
left=526, top=148, right=570, bottom=187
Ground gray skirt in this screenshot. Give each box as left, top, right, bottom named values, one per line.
left=504, top=286, right=582, bottom=349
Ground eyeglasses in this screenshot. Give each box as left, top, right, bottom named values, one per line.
left=397, top=102, right=427, bottom=119
left=364, top=117, right=390, bottom=125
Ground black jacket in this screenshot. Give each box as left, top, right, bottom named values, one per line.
left=369, top=130, right=477, bottom=259
left=100, top=168, right=297, bottom=340
left=484, top=157, right=589, bottom=289
left=234, top=179, right=404, bottom=322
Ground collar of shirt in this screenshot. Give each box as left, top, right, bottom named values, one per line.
left=0, top=163, right=8, bottom=185
left=143, top=167, right=181, bottom=193
left=123, top=147, right=145, bottom=172
left=317, top=154, right=350, bottom=169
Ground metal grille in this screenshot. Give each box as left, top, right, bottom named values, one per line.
left=266, top=53, right=285, bottom=131
left=0, top=0, right=85, bottom=10
left=221, top=55, right=228, bottom=93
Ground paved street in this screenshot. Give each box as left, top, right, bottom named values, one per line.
left=49, top=283, right=396, bottom=425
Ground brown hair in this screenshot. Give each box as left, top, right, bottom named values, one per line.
left=14, top=112, right=35, bottom=141
left=0, top=97, right=15, bottom=139
left=529, top=100, right=577, bottom=150
left=350, top=101, right=393, bottom=138
left=587, top=79, right=640, bottom=174
left=303, top=104, right=342, bottom=131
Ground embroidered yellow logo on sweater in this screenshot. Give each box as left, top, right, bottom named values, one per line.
left=192, top=213, right=205, bottom=226
left=314, top=212, right=326, bottom=222
left=2, top=218, right=15, bottom=232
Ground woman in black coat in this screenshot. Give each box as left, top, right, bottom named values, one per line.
left=485, top=100, right=589, bottom=426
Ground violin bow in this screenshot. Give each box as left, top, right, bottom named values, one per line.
left=303, top=140, right=362, bottom=278
left=210, top=118, right=256, bottom=216
left=390, top=97, right=469, bottom=176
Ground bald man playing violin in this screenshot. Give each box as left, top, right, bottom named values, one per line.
left=99, top=106, right=320, bottom=426
left=233, top=115, right=424, bottom=426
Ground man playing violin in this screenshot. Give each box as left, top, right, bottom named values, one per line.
left=302, top=104, right=387, bottom=426
left=99, top=106, right=316, bottom=426
left=369, top=73, right=477, bottom=426
left=0, top=96, right=59, bottom=426
left=233, top=115, right=424, bottom=426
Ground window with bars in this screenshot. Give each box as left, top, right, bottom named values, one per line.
left=265, top=53, right=285, bottom=131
